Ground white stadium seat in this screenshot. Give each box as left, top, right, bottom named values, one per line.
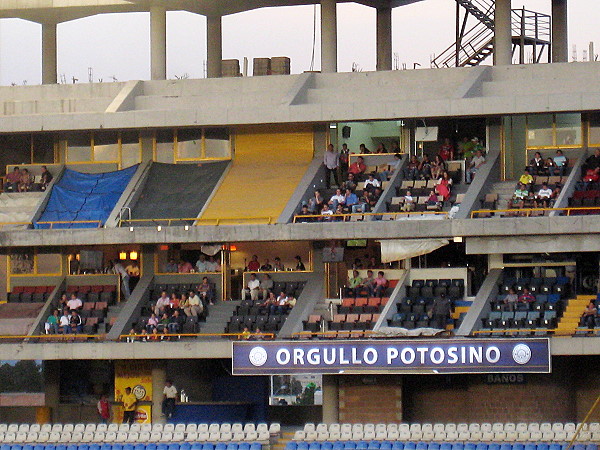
left=269, top=423, right=281, bottom=435
left=244, top=424, right=256, bottom=433
left=74, top=424, right=85, bottom=433
left=304, top=423, right=315, bottom=433
left=186, top=424, right=198, bottom=433
left=63, top=424, right=74, bottom=433
left=173, top=432, right=185, bottom=442
left=218, top=424, right=230, bottom=433
left=97, top=424, right=108, bottom=433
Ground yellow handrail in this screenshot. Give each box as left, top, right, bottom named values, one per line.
left=120, top=217, right=275, bottom=227
left=0, top=221, right=32, bottom=228
left=293, top=211, right=448, bottom=223
left=470, top=206, right=600, bottom=218
left=35, top=220, right=103, bottom=229
left=118, top=332, right=275, bottom=340
left=119, top=217, right=198, bottom=227
left=291, top=330, right=378, bottom=338
left=0, top=332, right=275, bottom=341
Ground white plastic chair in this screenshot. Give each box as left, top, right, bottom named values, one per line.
left=127, top=432, right=139, bottom=443
left=26, top=432, right=39, bottom=443
left=208, top=432, right=220, bottom=441
left=14, top=431, right=28, bottom=443
left=517, top=431, right=530, bottom=442
left=8, top=424, right=20, bottom=433
left=469, top=424, right=481, bottom=433
left=140, top=424, right=152, bottom=433
left=399, top=424, right=410, bottom=433
left=108, top=424, right=119, bottom=433
left=105, top=431, right=117, bottom=443
left=353, top=423, right=364, bottom=432
left=516, top=423, right=528, bottom=433
left=589, top=423, right=600, bottom=433
left=434, top=431, right=447, bottom=441
left=72, top=432, right=84, bottom=442
left=422, top=424, right=433, bottom=433
left=41, top=424, right=52, bottom=433
left=528, top=424, right=540, bottom=432
left=244, top=424, right=256, bottom=433
left=93, top=432, right=106, bottom=443
left=5, top=432, right=16, bottom=443
left=494, top=431, right=507, bottom=441
left=30, top=425, right=41, bottom=433
left=0, top=424, right=7, bottom=433
left=257, top=432, right=269, bottom=442
left=364, top=430, right=376, bottom=440
left=445, top=431, right=459, bottom=442
left=304, top=423, right=315, bottom=433
left=74, top=424, right=85, bottom=433
left=457, top=431, right=470, bottom=441
left=245, top=431, right=260, bottom=441
left=186, top=432, right=199, bottom=442
left=411, top=430, right=423, bottom=441
left=505, top=423, right=516, bottom=433
left=482, top=432, right=494, bottom=441
left=492, top=423, right=504, bottom=433
left=410, top=424, right=422, bottom=433
left=149, top=432, right=162, bottom=443
left=352, top=430, right=364, bottom=441
left=197, top=424, right=209, bottom=433
left=317, top=432, right=330, bottom=441
left=59, top=432, right=72, bottom=443
left=116, top=432, right=128, bottom=443
left=63, top=424, right=74, bottom=433
left=130, top=424, right=141, bottom=433
left=565, top=423, right=577, bottom=433
left=38, top=432, right=50, bottom=443
left=186, top=424, right=198, bottom=433
left=529, top=431, right=542, bottom=442
left=153, top=424, right=164, bottom=433
left=470, top=431, right=483, bottom=441
left=85, top=424, right=97, bottom=433
left=422, top=430, right=435, bottom=441
left=96, top=424, right=108, bottom=433
left=269, top=423, right=281, bottom=435
left=209, top=424, right=220, bottom=434
left=218, top=431, right=232, bottom=442
left=160, top=432, right=173, bottom=443
left=457, top=424, right=469, bottom=433
left=198, top=432, right=210, bottom=442
left=541, top=431, right=554, bottom=442
left=364, top=424, right=375, bottom=433
left=481, top=424, right=492, bottom=433
left=173, top=432, right=185, bottom=442
left=399, top=429, right=411, bottom=441
left=233, top=432, right=246, bottom=442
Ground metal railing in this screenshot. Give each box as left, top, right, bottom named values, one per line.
left=119, top=216, right=276, bottom=227
left=0, top=331, right=276, bottom=343
left=432, top=22, right=494, bottom=68
left=293, top=211, right=449, bottom=223
left=118, top=332, right=276, bottom=341
left=511, top=8, right=551, bottom=43
left=35, top=220, right=103, bottom=229
left=0, top=221, right=32, bottom=229
left=470, top=206, right=600, bottom=218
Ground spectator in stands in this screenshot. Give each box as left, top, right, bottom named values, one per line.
left=45, top=309, right=59, bottom=334
left=348, top=156, right=367, bottom=180
left=376, top=143, right=388, bottom=153
left=323, top=144, right=340, bottom=189
left=367, top=256, right=379, bottom=268
left=169, top=293, right=181, bottom=312
left=364, top=173, right=381, bottom=193
left=17, top=168, right=32, bottom=192
left=440, top=138, right=454, bottom=161
left=343, top=188, right=359, bottom=213
left=195, top=254, right=207, bottom=272
left=419, top=154, right=432, bottom=179
left=502, top=288, right=519, bottom=311
left=126, top=261, right=140, bottom=292
left=427, top=190, right=440, bottom=208
left=544, top=157, right=557, bottom=176
left=154, top=291, right=170, bottom=316
left=273, top=257, right=285, bottom=271
left=69, top=310, right=83, bottom=334
left=339, top=143, right=350, bottom=178
left=403, top=156, right=420, bottom=180
left=430, top=293, right=452, bottom=329
left=121, top=387, right=137, bottom=424
left=247, top=255, right=260, bottom=272
left=4, top=166, right=20, bottom=191
left=529, top=152, right=545, bottom=175
left=552, top=150, right=568, bottom=176
left=287, top=294, right=297, bottom=309
left=271, top=292, right=289, bottom=315
left=519, top=169, right=534, bottom=189
left=58, top=293, right=69, bottom=311
left=197, top=277, right=215, bottom=306
left=295, top=255, right=306, bottom=271
left=328, top=188, right=346, bottom=211
left=435, top=171, right=453, bottom=201
left=296, top=205, right=313, bottom=223
left=146, top=313, right=158, bottom=333
left=347, top=270, right=363, bottom=298
left=97, top=394, right=111, bottom=424
left=252, top=328, right=265, bottom=340
left=39, top=166, right=53, bottom=191
left=402, top=190, right=415, bottom=212
left=585, top=149, right=600, bottom=173
left=535, top=183, right=554, bottom=208
left=67, top=293, right=83, bottom=312
left=518, top=287, right=536, bottom=304
left=260, top=274, right=274, bottom=300
left=391, top=141, right=401, bottom=154
left=260, top=259, right=273, bottom=271
left=158, top=313, right=170, bottom=332
left=178, top=260, right=193, bottom=273
left=466, top=150, right=486, bottom=183
left=113, top=260, right=131, bottom=299
left=307, top=190, right=324, bottom=214
left=457, top=137, right=471, bottom=160
left=581, top=167, right=600, bottom=190
left=378, top=153, right=403, bottom=182
left=162, top=380, right=177, bottom=419
left=367, top=188, right=381, bottom=210
left=359, top=143, right=370, bottom=154
left=507, top=183, right=530, bottom=210
left=165, top=258, right=178, bottom=273
left=320, top=203, right=334, bottom=220
left=240, top=327, right=251, bottom=340
left=431, top=155, right=447, bottom=180
left=185, top=291, right=204, bottom=317
left=206, top=256, right=220, bottom=272
left=167, top=310, right=184, bottom=334
left=60, top=311, right=70, bottom=334
left=342, top=173, right=358, bottom=192
left=582, top=301, right=598, bottom=329
left=371, top=271, right=388, bottom=298
left=242, top=273, right=260, bottom=301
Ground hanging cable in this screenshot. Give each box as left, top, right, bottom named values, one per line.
left=309, top=3, right=317, bottom=71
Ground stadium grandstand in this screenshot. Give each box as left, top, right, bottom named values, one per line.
left=2, top=2, right=600, bottom=450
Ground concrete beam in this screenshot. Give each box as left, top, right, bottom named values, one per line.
left=150, top=6, right=167, bottom=80
left=551, top=0, right=568, bottom=63
left=493, top=0, right=512, bottom=66
left=206, top=15, right=222, bottom=78
left=455, top=268, right=502, bottom=336
left=376, top=6, right=392, bottom=71
left=41, top=22, right=57, bottom=84
left=321, top=0, right=337, bottom=73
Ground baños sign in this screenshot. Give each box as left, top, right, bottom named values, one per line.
left=232, top=339, right=550, bottom=375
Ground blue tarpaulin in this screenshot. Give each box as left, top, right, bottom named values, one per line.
left=35, top=165, right=138, bottom=229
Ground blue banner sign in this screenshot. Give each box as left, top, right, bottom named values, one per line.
left=232, top=339, right=550, bottom=375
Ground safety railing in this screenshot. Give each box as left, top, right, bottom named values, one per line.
left=472, top=328, right=569, bottom=336
left=119, top=217, right=276, bottom=227
left=293, top=211, right=449, bottom=223
left=470, top=206, right=600, bottom=218
left=431, top=21, right=494, bottom=68
left=195, top=217, right=275, bottom=226
left=119, top=217, right=198, bottom=227
left=511, top=8, right=551, bottom=42
left=291, top=330, right=379, bottom=339
left=118, top=332, right=275, bottom=341
left=0, top=221, right=32, bottom=229
left=0, top=334, right=105, bottom=342
left=35, top=220, right=103, bottom=229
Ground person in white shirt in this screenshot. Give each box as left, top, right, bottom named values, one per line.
left=59, top=312, right=71, bottom=334
left=323, top=144, right=340, bottom=189
left=112, top=260, right=130, bottom=298
left=320, top=203, right=334, bottom=221
left=162, top=380, right=178, bottom=418
left=402, top=191, right=415, bottom=212
left=195, top=254, right=207, bottom=272
left=328, top=188, right=346, bottom=210
left=66, top=293, right=83, bottom=311
left=185, top=291, right=204, bottom=318
left=466, top=150, right=486, bottom=183
left=205, top=256, right=220, bottom=272
left=535, top=183, right=554, bottom=208
left=364, top=173, right=381, bottom=192
left=154, top=291, right=171, bottom=316
left=242, top=274, right=261, bottom=301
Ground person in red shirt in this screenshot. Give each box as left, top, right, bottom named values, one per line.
left=439, top=138, right=454, bottom=161
left=371, top=271, right=388, bottom=298
left=178, top=260, right=193, bottom=273
left=518, top=287, right=536, bottom=304
left=247, top=255, right=260, bottom=272
left=348, top=156, right=367, bottom=180
left=97, top=394, right=111, bottom=424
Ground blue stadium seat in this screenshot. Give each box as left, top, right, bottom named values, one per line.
left=124, top=445, right=134, bottom=450
left=66, top=444, right=78, bottom=450
left=57, top=445, right=68, bottom=450
left=22, top=445, right=33, bottom=450
left=35, top=445, right=45, bottom=450
left=1, top=444, right=12, bottom=450
left=416, top=442, right=428, bottom=450
left=586, top=445, right=598, bottom=450
left=286, top=444, right=298, bottom=450
left=488, top=444, right=500, bottom=450
left=201, top=444, right=214, bottom=450
left=297, top=443, right=310, bottom=450
left=573, top=445, right=586, bottom=450
left=369, top=442, right=381, bottom=450
left=79, top=445, right=90, bottom=450
left=391, top=443, right=404, bottom=450
left=548, top=444, right=562, bottom=450
left=237, top=445, right=250, bottom=450
left=309, top=443, right=321, bottom=450
left=180, top=445, right=192, bottom=450
left=404, top=443, right=416, bottom=450
left=169, top=444, right=181, bottom=450
left=249, top=444, right=261, bottom=450
left=191, top=444, right=203, bottom=450
left=226, top=444, right=238, bottom=450
left=525, top=444, right=536, bottom=450
left=157, top=444, right=168, bottom=450
left=451, top=443, right=463, bottom=450
left=464, top=444, right=476, bottom=450
left=215, top=444, right=227, bottom=450
left=475, top=444, right=487, bottom=450
left=113, top=444, right=124, bottom=450
left=428, top=444, right=440, bottom=450
left=322, top=443, right=333, bottom=450
left=333, top=443, right=345, bottom=450
left=10, top=446, right=22, bottom=450
left=345, top=443, right=357, bottom=450
left=499, top=444, right=511, bottom=450
left=513, top=444, right=524, bottom=450
left=100, top=444, right=112, bottom=450
left=440, top=444, right=452, bottom=450
left=357, top=442, right=369, bottom=450
left=381, top=443, right=393, bottom=450
left=89, top=445, right=101, bottom=450
left=537, top=444, right=548, bottom=450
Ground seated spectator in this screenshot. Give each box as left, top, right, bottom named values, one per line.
left=328, top=188, right=346, bottom=210
left=403, top=156, right=420, bottom=180
left=287, top=294, right=297, bottom=308
left=169, top=293, right=181, bottom=312
left=178, top=260, right=193, bottom=273
left=430, top=155, right=447, bottom=180
left=260, top=259, right=273, bottom=271
left=529, top=152, right=545, bottom=175
left=294, top=255, right=306, bottom=271
left=307, top=190, right=324, bottom=214
left=60, top=311, right=71, bottom=334
left=261, top=291, right=277, bottom=309
left=358, top=143, right=370, bottom=154
left=507, top=183, right=530, bottom=210
left=378, top=153, right=403, bottom=182
left=551, top=150, right=568, bottom=176
left=435, top=171, right=453, bottom=201
left=341, top=173, right=357, bottom=192
left=157, top=313, right=169, bottom=332
left=320, top=203, right=334, bottom=221
left=390, top=141, right=401, bottom=154
left=185, top=291, right=204, bottom=318
left=347, top=270, right=363, bottom=298
left=371, top=271, right=388, bottom=298
left=296, top=204, right=314, bottom=223
left=154, top=291, right=171, bottom=316
left=364, top=173, right=381, bottom=193
left=67, top=293, right=83, bottom=312
left=58, top=293, right=69, bottom=311
left=466, top=150, right=486, bottom=183
left=69, top=310, right=83, bottom=334
left=167, top=310, right=185, bottom=334
left=247, top=255, right=260, bottom=272
left=402, top=190, right=415, bottom=212
left=426, top=190, right=440, bottom=208
left=519, top=169, right=534, bottom=189
left=368, top=189, right=382, bottom=210
left=545, top=157, right=557, bottom=176
left=585, top=149, right=600, bottom=173
left=273, top=257, right=285, bottom=271
left=240, top=327, right=251, bottom=340
left=195, top=254, right=208, bottom=272
left=39, top=166, right=53, bottom=191
left=333, top=204, right=345, bottom=220
left=17, top=168, right=32, bottom=192
left=242, top=273, right=260, bottom=301
left=440, top=138, right=454, bottom=161
left=362, top=269, right=374, bottom=292
left=430, top=293, right=452, bottom=329
left=165, top=259, right=178, bottom=273
left=271, top=292, right=289, bottom=315
left=582, top=301, right=598, bottom=329
left=367, top=256, right=379, bottom=268
left=581, top=167, right=600, bottom=190
left=348, top=156, right=367, bottom=179
left=146, top=313, right=159, bottom=333
left=260, top=274, right=273, bottom=300
left=45, top=310, right=60, bottom=334
left=197, top=277, right=215, bottom=306
left=352, top=192, right=369, bottom=213
left=502, top=288, right=519, bottom=312
left=419, top=154, right=432, bottom=179
left=4, top=167, right=20, bottom=191
left=343, top=189, right=359, bottom=213
left=535, top=183, right=554, bottom=208
left=207, top=256, right=220, bottom=272
left=375, top=143, right=388, bottom=154
left=518, top=287, right=536, bottom=304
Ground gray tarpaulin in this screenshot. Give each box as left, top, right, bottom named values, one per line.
left=378, top=238, right=449, bottom=263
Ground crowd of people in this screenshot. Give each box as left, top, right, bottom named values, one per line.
left=527, top=150, right=569, bottom=177
left=4, top=165, right=53, bottom=192
left=44, top=293, right=86, bottom=335
left=577, top=149, right=600, bottom=191
left=240, top=273, right=298, bottom=311
left=164, top=254, right=221, bottom=273
left=346, top=270, right=389, bottom=298
left=507, top=168, right=562, bottom=212
left=244, top=254, right=306, bottom=272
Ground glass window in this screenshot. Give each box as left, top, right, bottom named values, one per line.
left=66, top=133, right=92, bottom=162
left=93, top=131, right=119, bottom=162
left=204, top=128, right=230, bottom=158
left=10, top=250, right=34, bottom=275
left=177, top=129, right=202, bottom=160
left=121, top=131, right=141, bottom=168
left=527, top=115, right=553, bottom=148
left=555, top=113, right=581, bottom=147
left=156, top=130, right=174, bottom=163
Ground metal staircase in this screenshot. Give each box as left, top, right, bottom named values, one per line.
left=431, top=0, right=550, bottom=68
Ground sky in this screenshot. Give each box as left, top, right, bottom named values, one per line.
left=0, top=0, right=597, bottom=85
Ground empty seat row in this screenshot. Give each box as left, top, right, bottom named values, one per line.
left=328, top=314, right=380, bottom=331
left=288, top=443, right=595, bottom=450
left=8, top=286, right=55, bottom=303
left=338, top=298, right=389, bottom=314
left=0, top=443, right=263, bottom=450
left=300, top=423, right=592, bottom=434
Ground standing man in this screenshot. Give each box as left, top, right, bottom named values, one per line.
left=113, top=260, right=130, bottom=299
left=323, top=144, right=340, bottom=189
left=121, top=387, right=137, bottom=424
left=162, top=380, right=178, bottom=419
left=97, top=394, right=111, bottom=424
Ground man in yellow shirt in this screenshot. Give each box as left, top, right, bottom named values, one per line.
left=122, top=387, right=137, bottom=424
left=519, top=169, right=534, bottom=188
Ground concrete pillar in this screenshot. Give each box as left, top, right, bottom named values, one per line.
left=150, top=6, right=167, bottom=80
left=493, top=0, right=512, bottom=66
left=44, top=360, right=60, bottom=422
left=322, top=375, right=339, bottom=424
left=320, top=0, right=337, bottom=73
left=376, top=7, right=392, bottom=71
left=41, top=23, right=57, bottom=84
left=206, top=16, right=222, bottom=78
left=551, top=0, right=568, bottom=62
left=151, top=364, right=167, bottom=423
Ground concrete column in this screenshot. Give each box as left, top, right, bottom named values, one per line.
left=150, top=6, right=167, bottom=80
left=551, top=0, right=568, bottom=62
left=493, top=0, right=512, bottom=66
left=41, top=23, right=57, bottom=84
left=320, top=0, right=337, bottom=73
left=151, top=364, right=167, bottom=423
left=44, top=360, right=60, bottom=422
left=322, top=375, right=339, bottom=423
left=376, top=7, right=392, bottom=71
left=206, top=16, right=222, bottom=78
